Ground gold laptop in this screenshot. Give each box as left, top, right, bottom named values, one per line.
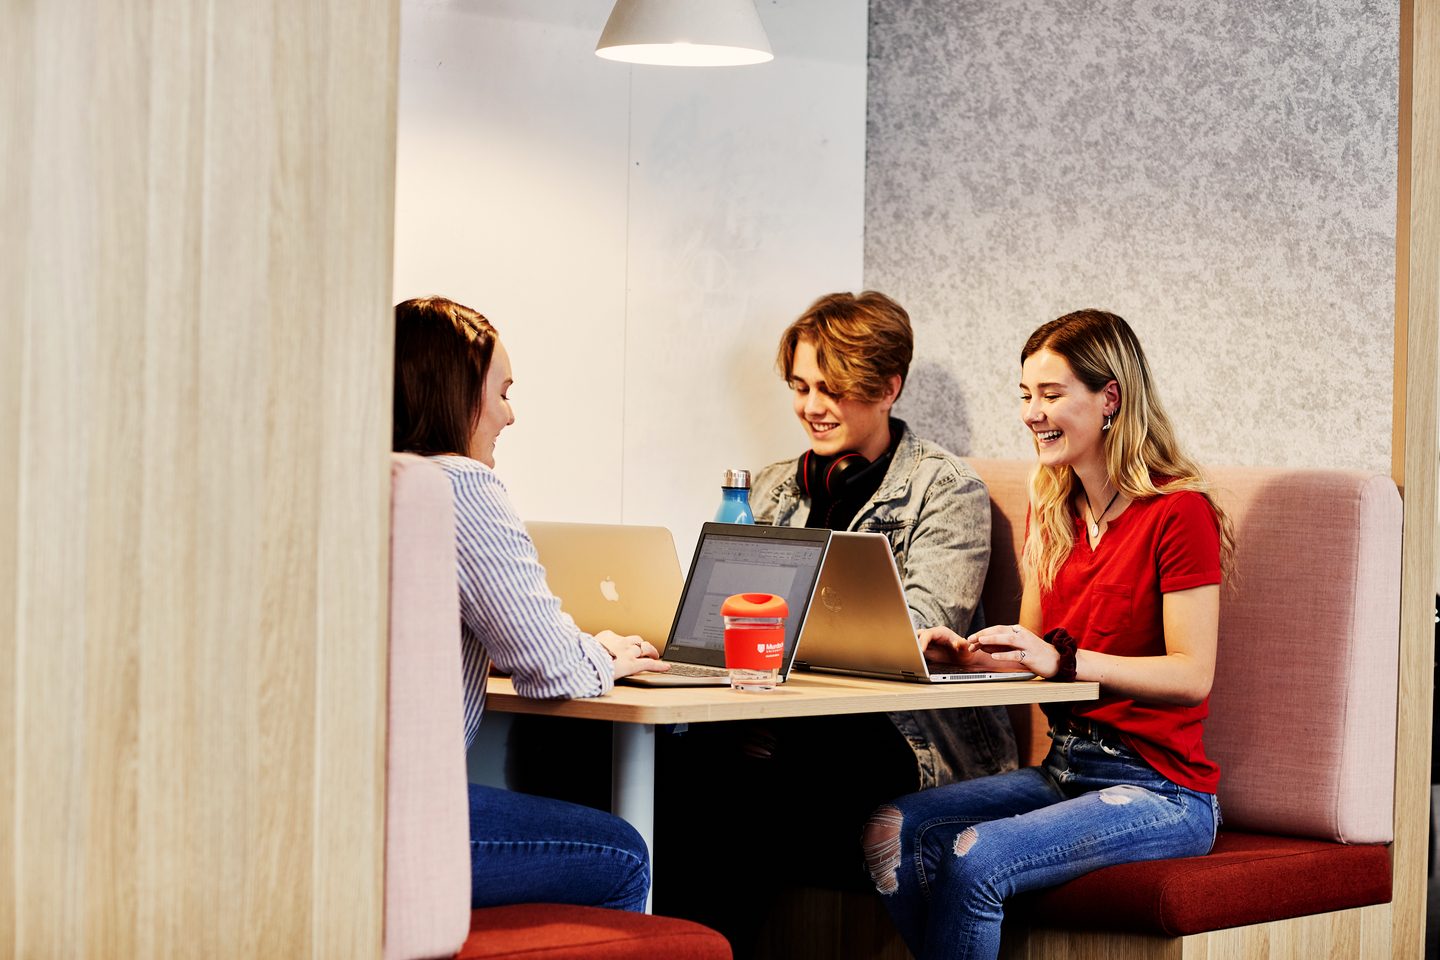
left=526, top=521, right=684, bottom=649
left=793, top=531, right=1031, bottom=683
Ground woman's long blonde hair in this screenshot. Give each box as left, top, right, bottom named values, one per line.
left=1019, top=310, right=1235, bottom=591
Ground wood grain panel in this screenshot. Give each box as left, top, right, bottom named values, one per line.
left=135, top=4, right=212, bottom=955
left=86, top=0, right=149, bottom=955
left=20, top=4, right=97, bottom=953
left=3, top=1, right=399, bottom=957
left=1002, top=925, right=1186, bottom=960
left=0, top=4, right=34, bottom=957
left=997, top=904, right=1391, bottom=960
left=1365, top=900, right=1396, bottom=958
left=1195, top=904, right=1391, bottom=960
left=310, top=0, right=399, bottom=953
left=1394, top=0, right=1440, bottom=956
left=755, top=888, right=910, bottom=960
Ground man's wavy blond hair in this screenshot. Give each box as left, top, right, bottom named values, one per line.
left=776, top=291, right=912, bottom=401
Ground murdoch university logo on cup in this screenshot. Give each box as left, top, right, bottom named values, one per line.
left=723, top=627, right=783, bottom=670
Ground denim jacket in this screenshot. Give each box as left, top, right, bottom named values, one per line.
left=751, top=420, right=1018, bottom=787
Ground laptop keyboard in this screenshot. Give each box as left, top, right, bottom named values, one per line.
left=664, top=662, right=730, bottom=678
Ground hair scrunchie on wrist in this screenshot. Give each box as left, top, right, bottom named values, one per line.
left=1042, top=627, right=1079, bottom=682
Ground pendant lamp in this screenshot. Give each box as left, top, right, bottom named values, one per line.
left=595, top=0, right=774, bottom=66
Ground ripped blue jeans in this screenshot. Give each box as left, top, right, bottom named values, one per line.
left=864, top=726, right=1219, bottom=960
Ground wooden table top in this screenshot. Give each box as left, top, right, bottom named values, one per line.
left=484, top=672, right=1099, bottom=725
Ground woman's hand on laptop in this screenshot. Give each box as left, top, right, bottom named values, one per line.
left=596, top=631, right=671, bottom=680
left=962, top=623, right=1050, bottom=676
left=919, top=626, right=1028, bottom=674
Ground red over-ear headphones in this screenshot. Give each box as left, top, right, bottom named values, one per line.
left=796, top=450, right=871, bottom=499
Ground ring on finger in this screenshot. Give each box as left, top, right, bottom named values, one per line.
left=1011, top=625, right=1020, bottom=634
left=1019, top=650, right=1027, bottom=661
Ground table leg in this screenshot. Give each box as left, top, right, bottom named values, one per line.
left=611, top=721, right=656, bottom=912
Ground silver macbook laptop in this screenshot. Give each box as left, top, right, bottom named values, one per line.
left=622, top=523, right=832, bottom=687
left=793, top=531, right=1031, bottom=684
left=527, top=521, right=684, bottom=647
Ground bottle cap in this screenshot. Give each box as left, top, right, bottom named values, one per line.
left=723, top=468, right=752, bottom=489
left=720, top=592, right=788, bottom=619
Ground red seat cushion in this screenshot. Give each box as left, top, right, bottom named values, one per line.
left=459, top=904, right=732, bottom=959
left=1016, top=831, right=1392, bottom=936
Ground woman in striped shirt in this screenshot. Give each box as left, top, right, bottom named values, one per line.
left=393, top=296, right=669, bottom=912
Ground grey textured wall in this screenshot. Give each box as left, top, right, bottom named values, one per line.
left=867, top=0, right=1398, bottom=471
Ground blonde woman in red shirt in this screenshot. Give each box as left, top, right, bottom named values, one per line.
left=862, top=309, right=1235, bottom=960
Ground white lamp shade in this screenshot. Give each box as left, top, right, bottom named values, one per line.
left=596, top=0, right=774, bottom=66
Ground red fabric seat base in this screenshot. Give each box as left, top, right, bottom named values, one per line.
left=1014, top=830, right=1392, bottom=936
left=459, top=903, right=732, bottom=959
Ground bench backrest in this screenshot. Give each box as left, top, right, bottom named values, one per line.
left=967, top=458, right=1402, bottom=844
left=385, top=454, right=470, bottom=960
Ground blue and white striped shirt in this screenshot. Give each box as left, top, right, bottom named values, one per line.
left=430, top=456, right=614, bottom=749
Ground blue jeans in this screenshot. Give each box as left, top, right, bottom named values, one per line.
left=865, top=727, right=1219, bottom=960
left=469, top=783, right=650, bottom=912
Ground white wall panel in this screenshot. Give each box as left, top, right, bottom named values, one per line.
left=395, top=0, right=868, bottom=563
left=623, top=1, right=869, bottom=562
left=395, top=1, right=631, bottom=522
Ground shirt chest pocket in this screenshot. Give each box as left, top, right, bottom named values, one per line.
left=1088, top=582, right=1133, bottom=641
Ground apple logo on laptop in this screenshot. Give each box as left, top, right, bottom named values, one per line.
left=821, top=585, right=843, bottom=613
left=599, top=577, right=621, bottom=603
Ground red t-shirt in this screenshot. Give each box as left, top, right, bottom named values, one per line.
left=1040, top=489, right=1222, bottom=793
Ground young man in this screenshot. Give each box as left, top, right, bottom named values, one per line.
left=750, top=290, right=1016, bottom=791
left=656, top=292, right=1015, bottom=955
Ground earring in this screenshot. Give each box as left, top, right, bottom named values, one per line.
left=1102, top=412, right=1114, bottom=432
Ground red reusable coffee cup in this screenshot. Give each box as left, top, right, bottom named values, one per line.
left=721, top=592, right=788, bottom=690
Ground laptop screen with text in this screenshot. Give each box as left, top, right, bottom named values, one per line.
left=664, top=523, right=830, bottom=671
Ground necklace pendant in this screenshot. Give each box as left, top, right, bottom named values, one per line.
left=1087, top=520, right=1099, bottom=539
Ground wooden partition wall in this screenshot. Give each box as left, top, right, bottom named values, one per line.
left=1, top=2, right=399, bottom=958
left=1394, top=0, right=1440, bottom=957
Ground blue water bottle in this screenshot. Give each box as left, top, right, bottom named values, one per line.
left=715, top=469, right=754, bottom=524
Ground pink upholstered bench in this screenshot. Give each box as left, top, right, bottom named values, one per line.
left=968, top=460, right=1402, bottom=957
left=385, top=454, right=731, bottom=960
